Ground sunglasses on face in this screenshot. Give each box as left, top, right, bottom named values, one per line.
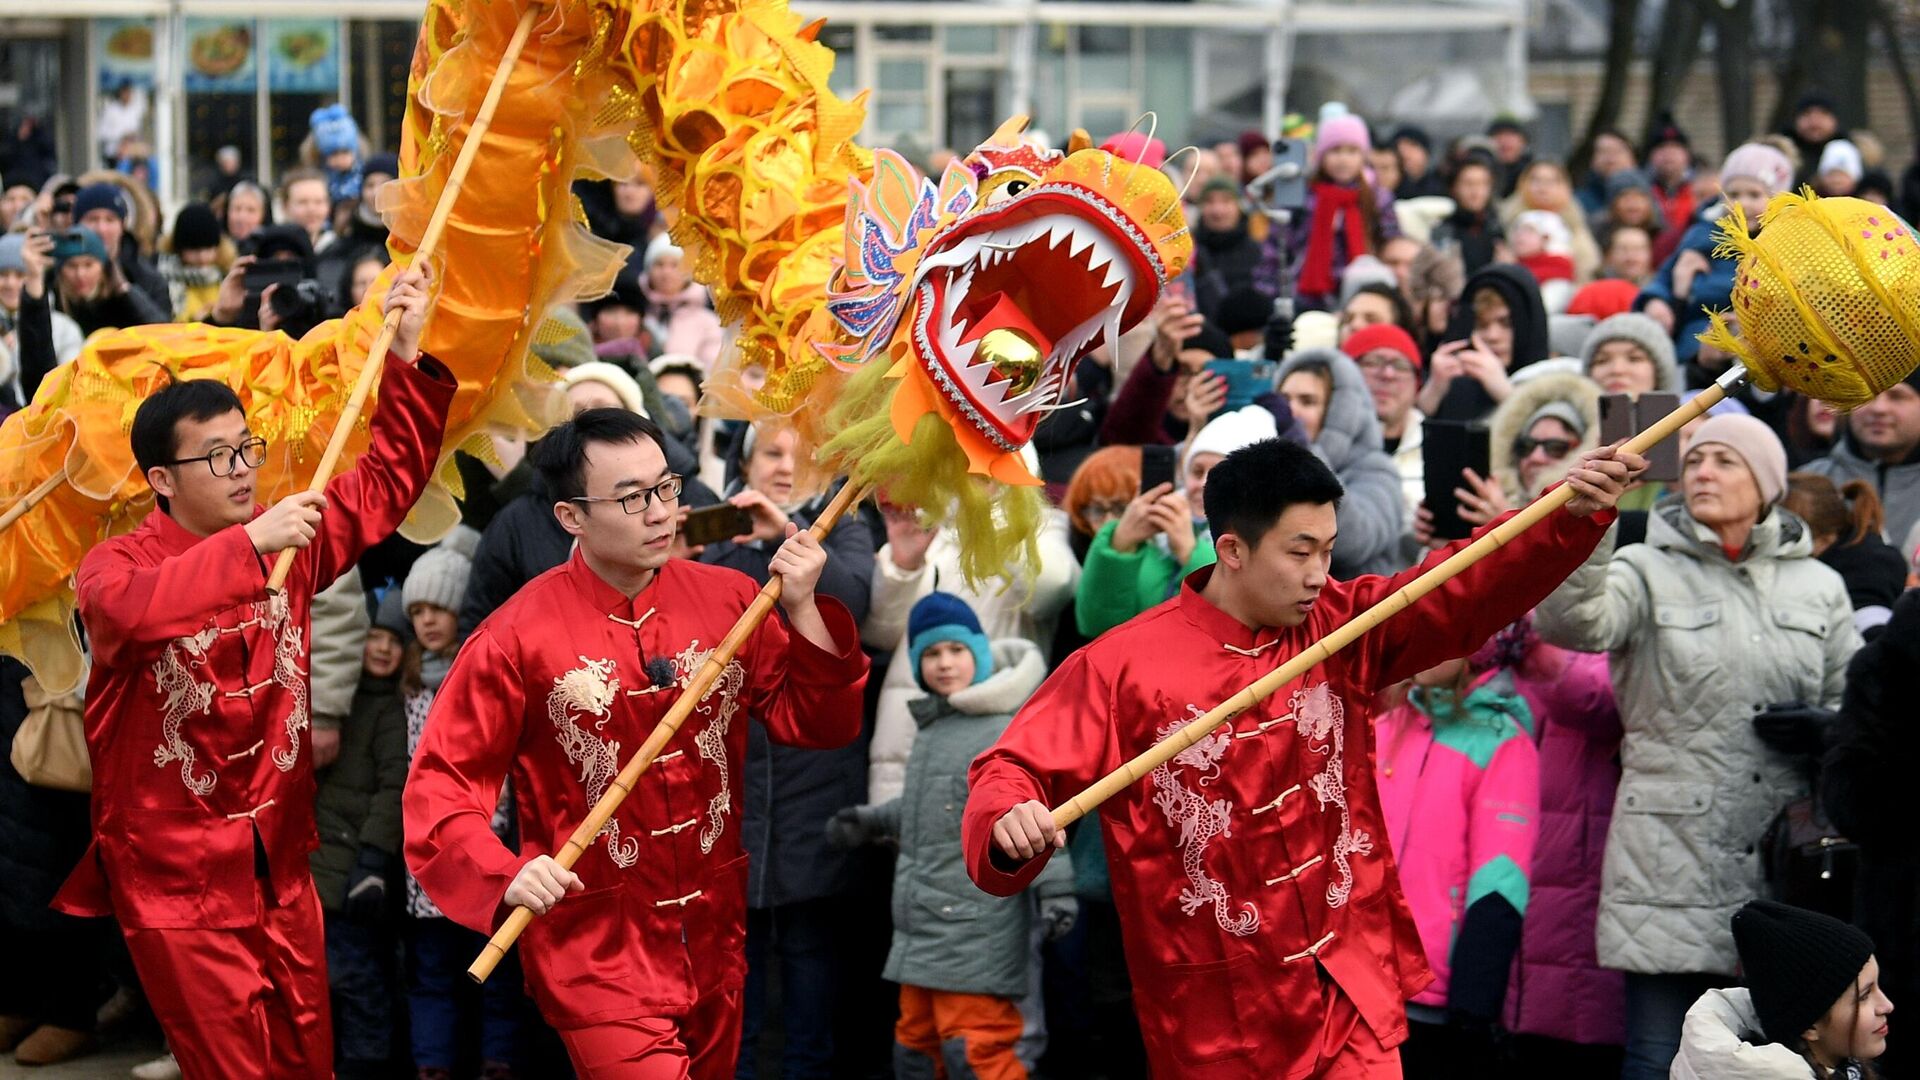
left=1513, top=436, right=1575, bottom=460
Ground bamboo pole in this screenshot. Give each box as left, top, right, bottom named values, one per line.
left=1047, top=370, right=1739, bottom=831
left=264, top=3, right=543, bottom=594
left=469, top=480, right=872, bottom=982
left=0, top=468, right=67, bottom=532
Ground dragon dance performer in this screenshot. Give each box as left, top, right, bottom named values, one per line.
left=403, top=409, right=869, bottom=1078
left=965, top=436, right=1645, bottom=1079
left=50, top=268, right=450, bottom=1079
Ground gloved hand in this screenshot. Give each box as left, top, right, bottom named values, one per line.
left=825, top=805, right=885, bottom=850
left=344, top=846, right=391, bottom=924
left=1753, top=703, right=1838, bottom=757
left=1040, top=895, right=1078, bottom=941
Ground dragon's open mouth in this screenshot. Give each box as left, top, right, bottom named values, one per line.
left=907, top=190, right=1159, bottom=449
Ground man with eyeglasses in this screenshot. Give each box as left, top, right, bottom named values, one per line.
left=404, top=407, right=868, bottom=1077
left=53, top=266, right=453, bottom=1079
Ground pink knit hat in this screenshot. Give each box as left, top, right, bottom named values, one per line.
left=1690, top=413, right=1788, bottom=505
left=1314, top=114, right=1372, bottom=167
left=1719, top=143, right=1795, bottom=197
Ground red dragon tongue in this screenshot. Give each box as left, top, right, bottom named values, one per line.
left=957, top=292, right=1055, bottom=358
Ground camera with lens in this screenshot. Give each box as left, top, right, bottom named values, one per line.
left=240, top=225, right=333, bottom=337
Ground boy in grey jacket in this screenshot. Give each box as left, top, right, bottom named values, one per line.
left=830, top=592, right=1074, bottom=1080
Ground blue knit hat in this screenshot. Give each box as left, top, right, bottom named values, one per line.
left=907, top=592, right=992, bottom=693
left=310, top=105, right=362, bottom=159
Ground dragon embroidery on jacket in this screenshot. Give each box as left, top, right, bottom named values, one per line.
left=1291, top=683, right=1374, bottom=908
left=673, top=640, right=746, bottom=855
left=548, top=656, right=639, bottom=868
left=1150, top=709, right=1259, bottom=937
left=147, top=594, right=308, bottom=794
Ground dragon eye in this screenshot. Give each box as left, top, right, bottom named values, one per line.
left=1004, top=179, right=1030, bottom=197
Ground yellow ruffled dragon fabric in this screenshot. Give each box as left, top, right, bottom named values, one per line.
left=0, top=0, right=1194, bottom=692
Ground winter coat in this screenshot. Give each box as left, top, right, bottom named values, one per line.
left=1286, top=182, right=1402, bottom=310
left=1386, top=409, right=1425, bottom=520
left=310, top=567, right=369, bottom=730
left=641, top=280, right=724, bottom=367
left=1430, top=207, right=1506, bottom=277
left=56, top=283, right=166, bottom=340
left=1671, top=988, right=1824, bottom=1080
left=0, top=658, right=95, bottom=934
left=310, top=671, right=408, bottom=915
left=879, top=638, right=1071, bottom=997
left=1375, top=670, right=1538, bottom=1015
left=1535, top=500, right=1860, bottom=975
left=1074, top=518, right=1214, bottom=640
left=1274, top=347, right=1408, bottom=577
left=1191, top=220, right=1271, bottom=323
left=1817, top=534, right=1909, bottom=636
left=1636, top=209, right=1739, bottom=364
left=863, top=509, right=1078, bottom=804
left=1801, top=431, right=1920, bottom=564
left=1432, top=264, right=1551, bottom=422
left=700, top=489, right=875, bottom=907
left=1823, top=590, right=1920, bottom=1053
left=1502, top=646, right=1626, bottom=1046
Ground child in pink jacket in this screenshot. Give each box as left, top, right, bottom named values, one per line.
left=1376, top=651, right=1540, bottom=1074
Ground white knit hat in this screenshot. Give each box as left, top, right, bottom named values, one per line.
left=1817, top=139, right=1864, bottom=182
left=403, top=526, right=479, bottom=614
left=563, top=361, right=650, bottom=417
left=1187, top=405, right=1279, bottom=464
left=643, top=232, right=683, bottom=271
left=1514, top=210, right=1572, bottom=256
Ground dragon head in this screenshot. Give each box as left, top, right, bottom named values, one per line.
left=824, top=116, right=1192, bottom=482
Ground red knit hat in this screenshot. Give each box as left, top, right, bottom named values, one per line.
left=1566, top=279, right=1640, bottom=320
left=1341, top=324, right=1423, bottom=372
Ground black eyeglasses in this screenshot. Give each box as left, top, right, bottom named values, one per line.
left=1512, top=436, right=1575, bottom=460
left=569, top=475, right=684, bottom=515
left=166, top=436, right=267, bottom=476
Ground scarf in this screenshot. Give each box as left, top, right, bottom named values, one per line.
left=1299, top=181, right=1370, bottom=297
left=420, top=650, right=452, bottom=692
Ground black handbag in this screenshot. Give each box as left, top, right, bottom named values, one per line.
left=1762, top=791, right=1859, bottom=922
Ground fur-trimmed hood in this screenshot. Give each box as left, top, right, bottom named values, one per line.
left=1274, top=346, right=1386, bottom=471
left=1489, top=370, right=1601, bottom=503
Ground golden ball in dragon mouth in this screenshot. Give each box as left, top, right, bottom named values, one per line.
left=979, top=328, right=1043, bottom=396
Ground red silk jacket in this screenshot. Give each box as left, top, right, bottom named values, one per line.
left=55, top=355, right=455, bottom=930
left=402, top=552, right=868, bottom=1029
left=964, top=508, right=1612, bottom=1079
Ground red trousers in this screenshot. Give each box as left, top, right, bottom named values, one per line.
left=1309, top=968, right=1404, bottom=1080
left=121, top=879, right=332, bottom=1080
left=894, top=985, right=1026, bottom=1080
left=555, top=988, right=743, bottom=1079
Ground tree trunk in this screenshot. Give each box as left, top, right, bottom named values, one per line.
left=1871, top=0, right=1920, bottom=143
left=1644, top=0, right=1708, bottom=148
left=1712, top=0, right=1756, bottom=147
left=1769, top=0, right=1874, bottom=132
left=1575, top=0, right=1645, bottom=183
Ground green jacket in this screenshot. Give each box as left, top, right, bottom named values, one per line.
left=876, top=639, right=1073, bottom=997
left=310, top=673, right=408, bottom=914
left=1074, top=518, right=1215, bottom=638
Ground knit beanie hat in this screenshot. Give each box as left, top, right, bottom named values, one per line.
left=170, top=203, right=223, bottom=253
left=1338, top=255, right=1399, bottom=307
left=1100, top=132, right=1166, bottom=169
left=1180, top=322, right=1235, bottom=360
left=402, top=526, right=478, bottom=615
left=1817, top=139, right=1864, bottom=182
left=1566, top=279, right=1640, bottom=320
left=563, top=361, right=650, bottom=417
left=643, top=232, right=683, bottom=272
left=1189, top=405, right=1280, bottom=463
left=310, top=104, right=362, bottom=159
left=1214, top=288, right=1273, bottom=339
left=53, top=225, right=110, bottom=269
left=1200, top=174, right=1241, bottom=201
left=1236, top=129, right=1269, bottom=158
left=1720, top=143, right=1795, bottom=197
left=907, top=592, right=992, bottom=693
left=1521, top=399, right=1588, bottom=442
left=0, top=233, right=24, bottom=276
left=1579, top=312, right=1679, bottom=392
left=372, top=589, right=414, bottom=645
left=1604, top=170, right=1654, bottom=203
left=1314, top=114, right=1371, bottom=167
left=1514, top=210, right=1572, bottom=256
left=1733, top=899, right=1876, bottom=1045
left=531, top=304, right=598, bottom=371
left=72, top=183, right=127, bottom=224
left=362, top=152, right=400, bottom=181
left=1342, top=323, right=1423, bottom=373
left=1691, top=413, right=1789, bottom=505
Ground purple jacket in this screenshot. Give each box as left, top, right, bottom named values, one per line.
left=1501, top=645, right=1626, bottom=1046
